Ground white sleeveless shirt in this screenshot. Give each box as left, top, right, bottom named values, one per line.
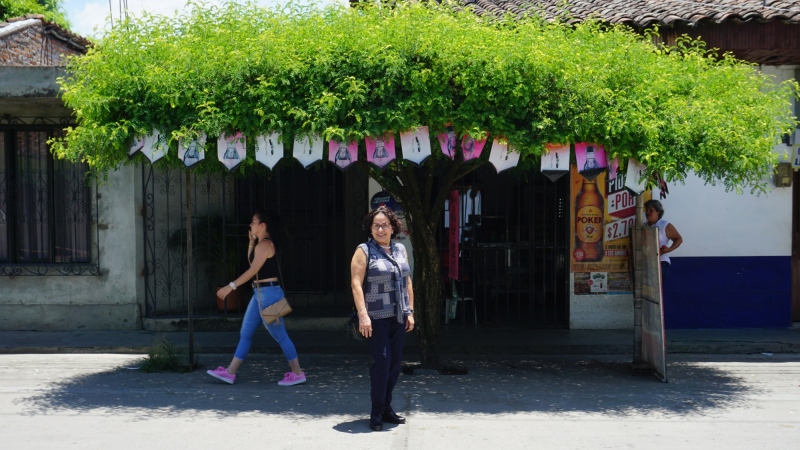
left=654, top=218, right=671, bottom=264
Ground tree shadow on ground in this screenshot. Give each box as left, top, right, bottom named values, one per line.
left=17, top=354, right=759, bottom=421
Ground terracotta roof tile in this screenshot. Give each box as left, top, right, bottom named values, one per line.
left=462, top=0, right=800, bottom=26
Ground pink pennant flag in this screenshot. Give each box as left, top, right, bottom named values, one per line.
left=461, top=134, right=487, bottom=161
left=437, top=126, right=458, bottom=160
left=365, top=134, right=396, bottom=169
left=328, top=140, right=358, bottom=170
left=574, top=142, right=607, bottom=181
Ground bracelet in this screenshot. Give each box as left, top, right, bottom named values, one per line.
left=229, top=282, right=237, bottom=290
left=357, top=305, right=366, bottom=313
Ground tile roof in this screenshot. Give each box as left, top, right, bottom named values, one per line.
left=459, top=0, right=800, bottom=27
left=0, top=14, right=92, bottom=50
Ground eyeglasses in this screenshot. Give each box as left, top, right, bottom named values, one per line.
left=371, top=224, right=391, bottom=231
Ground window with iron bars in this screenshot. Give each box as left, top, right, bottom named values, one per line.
left=0, top=126, right=98, bottom=276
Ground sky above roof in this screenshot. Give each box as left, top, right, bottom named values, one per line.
left=62, top=0, right=344, bottom=39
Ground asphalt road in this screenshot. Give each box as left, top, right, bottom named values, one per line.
left=1, top=353, right=798, bottom=449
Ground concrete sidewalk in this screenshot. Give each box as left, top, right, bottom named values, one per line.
left=1, top=325, right=799, bottom=355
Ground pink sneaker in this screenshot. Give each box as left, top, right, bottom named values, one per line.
left=207, top=366, right=235, bottom=384
left=278, top=371, right=306, bottom=386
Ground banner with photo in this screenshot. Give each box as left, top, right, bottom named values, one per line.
left=178, top=132, right=206, bottom=167
left=255, top=132, right=283, bottom=169
left=400, top=127, right=432, bottom=165
left=574, top=142, right=607, bottom=181
left=437, top=126, right=458, bottom=160
left=366, top=134, right=396, bottom=168
left=218, top=132, right=245, bottom=171
left=570, top=165, right=651, bottom=294
left=328, top=140, right=358, bottom=170
left=461, top=134, right=487, bottom=161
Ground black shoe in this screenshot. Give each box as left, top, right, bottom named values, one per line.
left=382, top=411, right=406, bottom=424
left=369, top=415, right=383, bottom=431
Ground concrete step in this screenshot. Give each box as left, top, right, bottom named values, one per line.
left=143, top=316, right=349, bottom=332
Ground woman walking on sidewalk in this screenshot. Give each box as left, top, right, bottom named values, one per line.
left=207, top=210, right=306, bottom=386
left=350, top=206, right=415, bottom=431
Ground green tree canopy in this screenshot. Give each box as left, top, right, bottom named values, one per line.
left=1, top=0, right=69, bottom=28
left=53, top=1, right=796, bottom=192
left=51, top=1, right=799, bottom=367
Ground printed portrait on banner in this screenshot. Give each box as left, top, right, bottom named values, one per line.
left=365, top=134, right=396, bottom=168
left=178, top=132, right=206, bottom=167
left=328, top=140, right=359, bottom=170
left=217, top=132, right=245, bottom=171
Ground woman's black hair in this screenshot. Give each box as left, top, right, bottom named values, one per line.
left=362, top=205, right=402, bottom=239
left=253, top=209, right=288, bottom=251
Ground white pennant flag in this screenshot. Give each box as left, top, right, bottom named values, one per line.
left=141, top=129, right=168, bottom=163
left=129, top=134, right=145, bottom=156
left=488, top=139, right=520, bottom=173
left=399, top=127, right=432, bottom=165
left=255, top=132, right=284, bottom=169
left=624, top=158, right=648, bottom=196
left=218, top=132, right=245, bottom=171
left=293, top=135, right=324, bottom=168
left=541, top=143, right=570, bottom=181
left=178, top=132, right=206, bottom=167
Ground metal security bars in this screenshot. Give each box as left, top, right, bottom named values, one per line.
left=443, top=166, right=570, bottom=328
left=141, top=163, right=357, bottom=318
left=0, top=123, right=98, bottom=276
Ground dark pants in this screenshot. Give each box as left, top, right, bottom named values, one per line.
left=369, top=316, right=406, bottom=417
left=661, top=261, right=670, bottom=281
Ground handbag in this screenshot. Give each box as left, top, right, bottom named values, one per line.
left=255, top=244, right=292, bottom=325
left=347, top=309, right=368, bottom=341
left=260, top=297, right=292, bottom=325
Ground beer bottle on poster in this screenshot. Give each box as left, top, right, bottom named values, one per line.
left=574, top=177, right=604, bottom=261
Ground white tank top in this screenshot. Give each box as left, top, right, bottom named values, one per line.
left=654, top=218, right=671, bottom=264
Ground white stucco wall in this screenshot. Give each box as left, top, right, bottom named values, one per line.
left=0, top=166, right=143, bottom=330
left=569, top=64, right=797, bottom=329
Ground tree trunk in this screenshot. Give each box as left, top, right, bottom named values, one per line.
left=366, top=155, right=484, bottom=369
left=409, top=219, right=442, bottom=369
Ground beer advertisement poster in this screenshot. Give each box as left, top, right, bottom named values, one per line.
left=570, top=165, right=650, bottom=293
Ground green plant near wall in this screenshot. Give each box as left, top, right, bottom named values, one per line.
left=139, top=337, right=200, bottom=373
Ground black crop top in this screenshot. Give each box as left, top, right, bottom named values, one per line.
left=250, top=237, right=280, bottom=280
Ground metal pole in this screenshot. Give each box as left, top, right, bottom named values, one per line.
left=632, top=195, right=644, bottom=363
left=185, top=169, right=195, bottom=365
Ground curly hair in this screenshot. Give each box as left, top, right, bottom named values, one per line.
left=362, top=205, right=403, bottom=238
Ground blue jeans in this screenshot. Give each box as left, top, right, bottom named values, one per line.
left=234, top=285, right=298, bottom=362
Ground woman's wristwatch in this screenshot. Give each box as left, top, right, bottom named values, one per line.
left=229, top=282, right=237, bottom=290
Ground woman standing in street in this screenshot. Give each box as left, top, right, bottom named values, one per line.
left=207, top=210, right=306, bottom=386
left=350, top=205, right=415, bottom=431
